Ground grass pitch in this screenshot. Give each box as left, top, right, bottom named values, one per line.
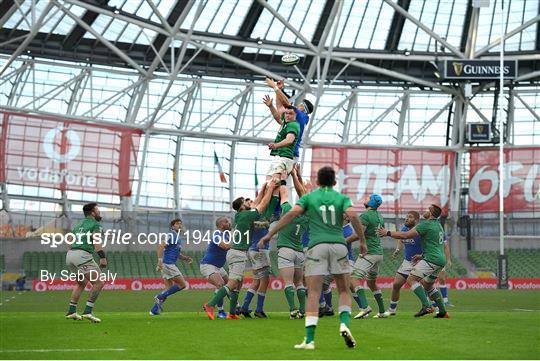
left=0, top=289, right=539, bottom=359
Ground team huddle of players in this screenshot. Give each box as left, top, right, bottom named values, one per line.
left=64, top=79, right=451, bottom=350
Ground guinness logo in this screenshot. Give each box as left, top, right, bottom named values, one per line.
left=475, top=124, right=484, bottom=133
left=453, top=62, right=463, bottom=76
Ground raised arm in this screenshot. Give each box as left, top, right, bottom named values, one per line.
left=266, top=78, right=291, bottom=108
left=255, top=181, right=277, bottom=214
left=263, top=95, right=281, bottom=124
left=252, top=181, right=267, bottom=207
left=291, top=164, right=307, bottom=197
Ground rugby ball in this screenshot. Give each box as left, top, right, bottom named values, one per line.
left=281, top=53, right=300, bottom=66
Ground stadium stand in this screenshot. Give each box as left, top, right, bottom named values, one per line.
left=469, top=249, right=540, bottom=278
left=0, top=254, right=5, bottom=273
left=23, top=250, right=468, bottom=279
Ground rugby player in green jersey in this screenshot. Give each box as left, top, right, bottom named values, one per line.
left=260, top=166, right=365, bottom=350
left=257, top=177, right=308, bottom=319
left=263, top=96, right=300, bottom=184
left=378, top=204, right=449, bottom=318
left=350, top=194, right=388, bottom=319
left=202, top=181, right=277, bottom=320
left=65, top=203, right=107, bottom=323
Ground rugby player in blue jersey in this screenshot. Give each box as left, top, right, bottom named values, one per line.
left=150, top=219, right=192, bottom=315
left=200, top=216, right=232, bottom=319
left=383, top=211, right=423, bottom=316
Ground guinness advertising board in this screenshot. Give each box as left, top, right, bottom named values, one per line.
left=444, top=59, right=517, bottom=80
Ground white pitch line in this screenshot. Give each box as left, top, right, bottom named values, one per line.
left=512, top=308, right=536, bottom=312
left=0, top=348, right=126, bottom=353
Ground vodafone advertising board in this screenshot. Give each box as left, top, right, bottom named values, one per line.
left=0, top=111, right=142, bottom=196
left=32, top=277, right=540, bottom=291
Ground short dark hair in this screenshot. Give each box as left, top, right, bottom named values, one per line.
left=83, top=203, right=97, bottom=216
left=408, top=211, right=420, bottom=220
left=429, top=204, right=442, bottom=219
left=303, top=99, right=314, bottom=114
left=317, top=166, right=335, bottom=187
left=170, top=218, right=182, bottom=227
left=232, top=197, right=244, bottom=212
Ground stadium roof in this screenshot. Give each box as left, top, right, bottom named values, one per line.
left=1, top=0, right=539, bottom=88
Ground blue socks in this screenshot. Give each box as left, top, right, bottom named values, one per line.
left=389, top=301, right=398, bottom=311
left=323, top=289, right=332, bottom=308
left=242, top=289, right=255, bottom=311
left=440, top=285, right=448, bottom=302
left=319, top=290, right=326, bottom=307
left=255, top=292, right=266, bottom=312
left=157, top=284, right=182, bottom=302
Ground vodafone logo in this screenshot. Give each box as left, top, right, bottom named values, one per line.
left=270, top=279, right=283, bottom=290
left=455, top=280, right=467, bottom=290
left=43, top=127, right=81, bottom=163
left=34, top=282, right=47, bottom=292
left=131, top=280, right=143, bottom=291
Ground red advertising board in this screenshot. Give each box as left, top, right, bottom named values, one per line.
left=0, top=111, right=142, bottom=196
left=310, top=147, right=455, bottom=214
left=32, top=277, right=540, bottom=291
left=469, top=148, right=540, bottom=212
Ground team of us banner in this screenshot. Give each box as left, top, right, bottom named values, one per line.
left=311, top=147, right=540, bottom=213
left=0, top=111, right=142, bottom=196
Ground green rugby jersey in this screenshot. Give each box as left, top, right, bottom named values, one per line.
left=296, top=187, right=352, bottom=248
left=71, top=217, right=102, bottom=253
left=270, top=119, right=300, bottom=159
left=359, top=209, right=384, bottom=255
left=277, top=202, right=308, bottom=252
left=415, top=219, right=446, bottom=266
left=232, top=209, right=260, bottom=251
left=261, top=196, right=280, bottom=221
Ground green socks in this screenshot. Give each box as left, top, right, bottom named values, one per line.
left=229, top=290, right=239, bottom=315
left=305, top=316, right=318, bottom=343
left=339, top=310, right=351, bottom=327
left=306, top=326, right=316, bottom=343
left=355, top=286, right=368, bottom=309
left=208, top=286, right=229, bottom=307
left=297, top=287, right=306, bottom=313
left=83, top=301, right=93, bottom=315
left=412, top=283, right=431, bottom=307
left=284, top=285, right=296, bottom=311
left=430, top=289, right=447, bottom=313
left=373, top=290, right=385, bottom=313
left=68, top=302, right=77, bottom=314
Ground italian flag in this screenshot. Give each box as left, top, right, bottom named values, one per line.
left=214, top=151, right=227, bottom=183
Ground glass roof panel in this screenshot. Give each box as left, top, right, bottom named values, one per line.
left=179, top=0, right=249, bottom=36
left=251, top=0, right=325, bottom=45
left=326, top=0, right=395, bottom=50
left=399, top=0, right=467, bottom=53
left=476, top=0, right=538, bottom=53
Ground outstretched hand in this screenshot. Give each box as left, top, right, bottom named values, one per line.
left=377, top=227, right=387, bottom=237
left=265, top=78, right=277, bottom=89
left=263, top=95, right=273, bottom=107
